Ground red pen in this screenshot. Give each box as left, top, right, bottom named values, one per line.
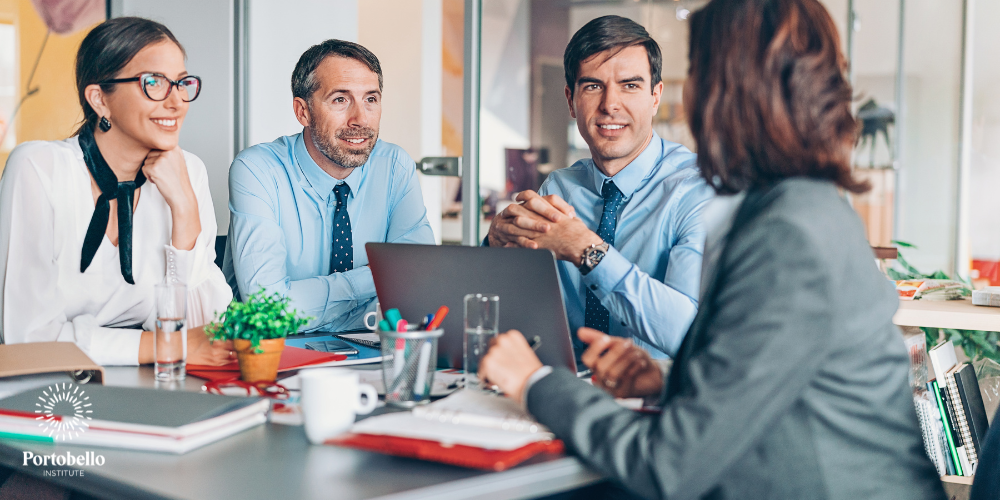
left=426, top=306, right=449, bottom=330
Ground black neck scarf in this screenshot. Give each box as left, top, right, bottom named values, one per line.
left=78, top=125, right=146, bottom=284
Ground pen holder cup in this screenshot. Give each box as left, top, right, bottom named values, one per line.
left=378, top=326, right=443, bottom=408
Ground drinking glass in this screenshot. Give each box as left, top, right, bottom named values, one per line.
left=154, top=283, right=187, bottom=381
left=464, top=293, right=499, bottom=390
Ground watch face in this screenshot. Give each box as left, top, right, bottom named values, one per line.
left=587, top=247, right=605, bottom=265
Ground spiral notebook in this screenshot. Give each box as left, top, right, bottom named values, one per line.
left=327, top=390, right=562, bottom=470
left=335, top=333, right=381, bottom=349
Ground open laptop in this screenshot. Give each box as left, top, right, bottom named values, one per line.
left=366, top=243, right=578, bottom=373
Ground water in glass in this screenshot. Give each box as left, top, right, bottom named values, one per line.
left=463, top=327, right=498, bottom=390
left=154, top=283, right=187, bottom=382
left=155, top=317, right=186, bottom=381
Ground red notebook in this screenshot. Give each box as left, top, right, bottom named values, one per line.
left=187, top=347, right=347, bottom=381
left=327, top=433, right=565, bottom=471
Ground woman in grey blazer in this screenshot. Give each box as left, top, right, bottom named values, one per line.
left=479, top=0, right=946, bottom=498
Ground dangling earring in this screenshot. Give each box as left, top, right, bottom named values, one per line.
left=98, top=116, right=112, bottom=132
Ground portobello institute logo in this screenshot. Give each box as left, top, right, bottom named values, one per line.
left=34, top=383, right=93, bottom=441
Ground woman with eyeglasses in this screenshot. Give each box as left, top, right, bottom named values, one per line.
left=0, top=17, right=235, bottom=366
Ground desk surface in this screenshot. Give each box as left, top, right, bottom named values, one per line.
left=893, top=298, right=1000, bottom=331
left=0, top=367, right=601, bottom=500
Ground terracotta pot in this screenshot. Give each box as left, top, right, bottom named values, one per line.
left=234, top=338, right=286, bottom=383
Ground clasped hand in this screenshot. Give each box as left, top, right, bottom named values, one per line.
left=487, top=191, right=602, bottom=262
left=479, top=327, right=663, bottom=403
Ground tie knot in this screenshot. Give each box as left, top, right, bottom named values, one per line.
left=602, top=180, right=622, bottom=203
left=333, top=183, right=350, bottom=202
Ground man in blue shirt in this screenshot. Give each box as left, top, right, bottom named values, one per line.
left=486, top=16, right=712, bottom=359
left=224, top=40, right=434, bottom=332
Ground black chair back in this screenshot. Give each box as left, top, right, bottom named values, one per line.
left=214, top=235, right=227, bottom=270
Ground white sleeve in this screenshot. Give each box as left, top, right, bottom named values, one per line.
left=168, top=153, right=233, bottom=328
left=0, top=144, right=142, bottom=365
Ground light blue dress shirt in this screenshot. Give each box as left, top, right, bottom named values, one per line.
left=540, top=132, right=713, bottom=358
left=223, top=132, right=435, bottom=332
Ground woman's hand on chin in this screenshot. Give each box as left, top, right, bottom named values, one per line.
left=142, top=147, right=196, bottom=212
left=186, top=326, right=237, bottom=366
left=143, top=147, right=201, bottom=250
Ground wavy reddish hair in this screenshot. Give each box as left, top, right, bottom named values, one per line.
left=686, top=0, right=868, bottom=194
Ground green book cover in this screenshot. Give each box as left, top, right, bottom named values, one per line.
left=931, top=380, right=963, bottom=475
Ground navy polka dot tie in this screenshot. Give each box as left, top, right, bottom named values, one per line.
left=331, top=183, right=353, bottom=274
left=582, top=180, right=624, bottom=339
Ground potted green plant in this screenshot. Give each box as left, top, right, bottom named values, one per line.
left=207, top=288, right=311, bottom=382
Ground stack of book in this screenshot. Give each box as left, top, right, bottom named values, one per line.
left=0, top=383, right=268, bottom=454
left=911, top=340, right=992, bottom=477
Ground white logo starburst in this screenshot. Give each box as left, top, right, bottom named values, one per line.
left=34, top=383, right=93, bottom=441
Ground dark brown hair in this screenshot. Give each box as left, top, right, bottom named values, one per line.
left=686, top=0, right=868, bottom=194
left=75, top=17, right=185, bottom=135
left=564, top=15, right=661, bottom=98
left=292, top=39, right=383, bottom=102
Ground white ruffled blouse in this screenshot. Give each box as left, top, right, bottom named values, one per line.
left=0, top=137, right=233, bottom=365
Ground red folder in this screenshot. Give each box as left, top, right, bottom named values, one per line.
left=326, top=433, right=565, bottom=471
left=187, top=347, right=347, bottom=381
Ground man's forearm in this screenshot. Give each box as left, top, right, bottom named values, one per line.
left=581, top=248, right=697, bottom=356
left=249, top=267, right=377, bottom=331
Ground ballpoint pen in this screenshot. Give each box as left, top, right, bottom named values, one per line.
left=483, top=337, right=542, bottom=395
left=418, top=314, right=433, bottom=330
left=529, top=336, right=541, bottom=351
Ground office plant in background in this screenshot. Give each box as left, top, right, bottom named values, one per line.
left=207, top=288, right=311, bottom=382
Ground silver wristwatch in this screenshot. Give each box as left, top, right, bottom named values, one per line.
left=579, top=242, right=610, bottom=275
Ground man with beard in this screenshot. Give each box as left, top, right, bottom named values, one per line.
left=224, top=40, right=434, bottom=331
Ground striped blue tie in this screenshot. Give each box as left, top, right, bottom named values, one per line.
left=581, top=180, right=624, bottom=346
left=331, top=183, right=353, bottom=274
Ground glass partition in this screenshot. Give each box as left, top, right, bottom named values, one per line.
left=473, top=0, right=975, bottom=278
left=970, top=0, right=1000, bottom=286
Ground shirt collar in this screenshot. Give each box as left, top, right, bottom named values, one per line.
left=589, top=131, right=664, bottom=199
left=293, top=132, right=364, bottom=202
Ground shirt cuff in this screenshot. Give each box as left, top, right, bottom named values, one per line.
left=343, top=265, right=377, bottom=300
left=164, top=244, right=194, bottom=286
left=481, top=235, right=491, bottom=247
left=580, top=246, right=632, bottom=300
left=522, top=365, right=554, bottom=409
left=74, top=320, right=143, bottom=366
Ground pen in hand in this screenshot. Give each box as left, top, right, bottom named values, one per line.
left=485, top=336, right=542, bottom=395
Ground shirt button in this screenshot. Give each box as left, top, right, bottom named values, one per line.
left=589, top=284, right=598, bottom=291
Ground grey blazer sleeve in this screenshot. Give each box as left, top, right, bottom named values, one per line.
left=527, top=217, right=835, bottom=500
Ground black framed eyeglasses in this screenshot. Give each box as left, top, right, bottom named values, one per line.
left=100, top=73, right=202, bottom=102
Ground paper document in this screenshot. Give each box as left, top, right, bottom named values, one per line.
left=347, top=390, right=554, bottom=450
left=350, top=412, right=553, bottom=450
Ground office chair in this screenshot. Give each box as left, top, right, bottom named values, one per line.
left=214, top=235, right=227, bottom=270
left=969, top=413, right=999, bottom=500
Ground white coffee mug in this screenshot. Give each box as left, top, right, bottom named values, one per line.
left=299, top=368, right=378, bottom=445
left=363, top=301, right=382, bottom=331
